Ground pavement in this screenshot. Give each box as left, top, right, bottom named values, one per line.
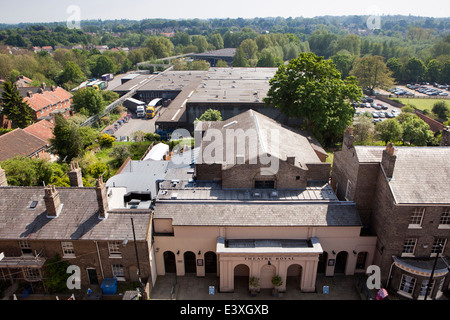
left=149, top=274, right=366, bottom=300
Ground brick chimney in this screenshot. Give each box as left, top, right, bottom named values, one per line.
left=343, top=126, right=354, bottom=150
left=96, top=177, right=109, bottom=219
left=68, top=161, right=83, bottom=187
left=441, top=126, right=450, bottom=146
left=381, top=143, right=397, bottom=179
left=0, top=165, right=8, bottom=186
left=44, top=185, right=62, bottom=218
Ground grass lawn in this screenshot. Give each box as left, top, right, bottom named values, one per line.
left=394, top=98, right=447, bottom=112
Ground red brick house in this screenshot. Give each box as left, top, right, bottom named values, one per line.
left=23, top=85, right=72, bottom=122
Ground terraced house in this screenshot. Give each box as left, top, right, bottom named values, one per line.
left=332, top=127, right=450, bottom=300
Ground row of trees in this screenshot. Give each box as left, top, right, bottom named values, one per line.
left=353, top=107, right=441, bottom=147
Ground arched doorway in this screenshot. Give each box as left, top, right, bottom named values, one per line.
left=286, top=264, right=302, bottom=291
left=260, top=264, right=276, bottom=289
left=335, top=251, right=348, bottom=274
left=163, top=251, right=176, bottom=274
left=317, top=252, right=328, bottom=274
left=234, top=264, right=250, bottom=292
left=184, top=251, right=197, bottom=274
left=204, top=251, right=217, bottom=274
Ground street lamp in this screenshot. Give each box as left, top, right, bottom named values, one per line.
left=424, top=244, right=442, bottom=300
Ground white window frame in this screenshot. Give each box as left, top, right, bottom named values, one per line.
left=418, top=278, right=435, bottom=300
left=19, top=241, right=33, bottom=256
left=24, top=268, right=41, bottom=281
left=408, top=208, right=424, bottom=229
left=438, top=209, right=450, bottom=229
left=398, top=274, right=416, bottom=298
left=431, top=238, right=446, bottom=257
left=61, top=242, right=75, bottom=258
left=401, top=238, right=417, bottom=257
left=111, top=264, right=125, bottom=281
left=108, top=241, right=122, bottom=258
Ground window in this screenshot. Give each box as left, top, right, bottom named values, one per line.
left=19, top=241, right=32, bottom=255
left=254, top=181, right=275, bottom=189
left=439, top=209, right=450, bottom=228
left=419, top=279, right=435, bottom=299
left=108, top=241, right=122, bottom=257
left=24, top=268, right=41, bottom=281
left=111, top=264, right=125, bottom=280
left=408, top=208, right=425, bottom=228
left=356, top=252, right=368, bottom=270
left=402, top=238, right=417, bottom=256
left=431, top=238, right=446, bottom=257
left=399, top=274, right=416, bottom=297
left=345, top=180, right=353, bottom=201
left=61, top=242, right=75, bottom=258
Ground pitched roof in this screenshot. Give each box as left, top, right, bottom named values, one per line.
left=354, top=146, right=450, bottom=204
left=0, top=128, right=48, bottom=161
left=197, top=110, right=324, bottom=168
left=23, top=120, right=54, bottom=142
left=23, top=87, right=72, bottom=112
left=388, top=147, right=450, bottom=204
left=0, top=187, right=151, bottom=241
left=154, top=202, right=361, bottom=227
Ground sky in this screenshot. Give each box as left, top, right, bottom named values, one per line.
left=0, top=0, right=449, bottom=24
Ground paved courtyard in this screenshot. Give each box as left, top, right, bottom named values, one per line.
left=150, top=274, right=365, bottom=300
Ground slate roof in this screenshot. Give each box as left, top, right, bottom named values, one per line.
left=0, top=187, right=151, bottom=241
left=0, top=128, right=49, bottom=161
left=154, top=202, right=361, bottom=227
left=197, top=110, right=324, bottom=168
left=354, top=146, right=450, bottom=204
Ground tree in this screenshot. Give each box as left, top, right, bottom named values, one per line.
left=404, top=57, right=426, bottom=83
left=265, top=52, right=362, bottom=145
left=59, top=61, right=85, bottom=85
left=375, top=119, right=403, bottom=144
left=331, top=51, right=355, bottom=79
left=239, top=39, right=258, bottom=61
left=0, top=156, right=56, bottom=186
left=196, top=109, right=222, bottom=122
left=0, top=81, right=33, bottom=128
left=386, top=58, right=403, bottom=82
left=350, top=55, right=394, bottom=94
left=43, top=254, right=70, bottom=294
left=426, top=59, right=441, bottom=83
left=401, top=115, right=435, bottom=146
left=91, top=55, right=116, bottom=78
left=72, top=87, right=105, bottom=116
left=257, top=50, right=283, bottom=67
left=352, top=112, right=375, bottom=143
left=431, top=101, right=449, bottom=120
left=50, top=114, right=83, bottom=162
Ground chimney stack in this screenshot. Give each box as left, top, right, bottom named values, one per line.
left=68, top=162, right=83, bottom=187
left=343, top=126, right=354, bottom=150
left=44, top=185, right=62, bottom=218
left=381, top=143, right=397, bottom=179
left=96, top=177, right=109, bottom=219
left=0, top=165, right=8, bottom=186
left=440, top=126, right=450, bottom=146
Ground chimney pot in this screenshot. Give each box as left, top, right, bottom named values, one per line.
left=0, top=165, right=8, bottom=186
left=68, top=161, right=83, bottom=187
left=44, top=185, right=62, bottom=218
left=96, top=177, right=109, bottom=219
left=382, top=143, right=397, bottom=179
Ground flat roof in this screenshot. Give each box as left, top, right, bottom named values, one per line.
left=188, top=67, right=277, bottom=104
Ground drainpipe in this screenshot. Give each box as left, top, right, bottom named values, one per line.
left=95, top=241, right=105, bottom=280
left=385, top=258, right=395, bottom=289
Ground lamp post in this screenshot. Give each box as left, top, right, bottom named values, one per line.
left=424, top=244, right=442, bottom=300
